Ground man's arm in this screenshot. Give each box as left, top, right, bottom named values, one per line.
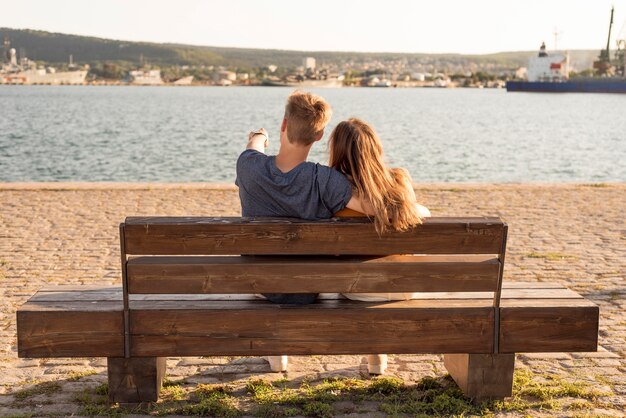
left=246, top=128, right=269, bottom=153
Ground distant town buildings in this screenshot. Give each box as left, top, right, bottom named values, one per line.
left=303, top=57, right=316, bottom=71
left=129, top=70, right=163, bottom=85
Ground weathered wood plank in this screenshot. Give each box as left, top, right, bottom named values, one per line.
left=39, top=286, right=121, bottom=292
left=17, top=308, right=124, bottom=357
left=130, top=335, right=494, bottom=356
left=127, top=255, right=500, bottom=294
left=128, top=299, right=494, bottom=310
left=19, top=334, right=124, bottom=357
left=108, top=357, right=166, bottom=403
left=18, top=301, right=123, bottom=312
left=129, top=307, right=494, bottom=356
left=29, top=290, right=122, bottom=302
left=501, top=282, right=565, bottom=289
left=500, top=298, right=595, bottom=308
left=444, top=353, right=515, bottom=402
left=124, top=287, right=581, bottom=305
left=123, top=217, right=505, bottom=255
left=499, top=305, right=599, bottom=352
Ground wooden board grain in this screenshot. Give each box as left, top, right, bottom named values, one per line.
left=108, top=357, right=166, bottom=403
left=127, top=255, right=501, bottom=294
left=123, top=217, right=505, bottom=255
left=444, top=353, right=515, bottom=402
left=17, top=309, right=124, bottom=357
left=129, top=304, right=494, bottom=356
left=499, top=303, right=599, bottom=352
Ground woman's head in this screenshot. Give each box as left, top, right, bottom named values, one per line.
left=329, top=118, right=422, bottom=233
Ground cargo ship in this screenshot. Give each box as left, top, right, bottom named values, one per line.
left=506, top=7, right=626, bottom=93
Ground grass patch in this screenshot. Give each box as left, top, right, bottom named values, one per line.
left=95, top=382, right=108, bottom=396
left=153, top=383, right=241, bottom=417
left=302, top=401, right=334, bottom=418
left=74, top=387, right=122, bottom=417
left=492, top=368, right=610, bottom=413
left=3, top=415, right=35, bottom=418
left=526, top=251, right=576, bottom=261
left=608, top=291, right=622, bottom=301
left=64, top=368, right=611, bottom=416
left=13, top=381, right=62, bottom=400
left=242, top=370, right=610, bottom=417
left=67, top=369, right=98, bottom=381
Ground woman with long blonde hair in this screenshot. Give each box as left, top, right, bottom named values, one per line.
left=265, top=118, right=430, bottom=375
left=330, top=117, right=431, bottom=374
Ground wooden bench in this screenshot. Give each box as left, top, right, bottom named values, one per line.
left=17, top=216, right=599, bottom=404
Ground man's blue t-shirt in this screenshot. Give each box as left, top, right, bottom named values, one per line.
left=235, top=149, right=352, bottom=219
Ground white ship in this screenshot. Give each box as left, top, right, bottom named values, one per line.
left=128, top=69, right=164, bottom=85
left=1, top=40, right=88, bottom=85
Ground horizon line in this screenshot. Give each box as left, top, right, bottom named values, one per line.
left=0, top=26, right=601, bottom=57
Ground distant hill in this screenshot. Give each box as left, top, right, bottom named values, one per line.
left=0, top=27, right=599, bottom=72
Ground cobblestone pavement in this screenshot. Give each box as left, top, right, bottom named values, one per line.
left=0, top=183, right=624, bottom=417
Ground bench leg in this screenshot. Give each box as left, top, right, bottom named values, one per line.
left=443, top=353, right=515, bottom=403
left=107, top=357, right=166, bottom=404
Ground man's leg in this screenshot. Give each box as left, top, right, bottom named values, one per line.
left=261, top=293, right=319, bottom=371
left=262, top=293, right=318, bottom=304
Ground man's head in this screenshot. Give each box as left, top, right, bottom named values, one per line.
left=281, top=91, right=332, bottom=146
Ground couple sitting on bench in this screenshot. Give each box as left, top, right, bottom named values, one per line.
left=236, top=91, right=431, bottom=374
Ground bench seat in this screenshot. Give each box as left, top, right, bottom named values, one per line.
left=18, top=282, right=597, bottom=358
left=17, top=286, right=124, bottom=358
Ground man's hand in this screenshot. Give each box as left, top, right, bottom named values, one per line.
left=247, top=128, right=269, bottom=153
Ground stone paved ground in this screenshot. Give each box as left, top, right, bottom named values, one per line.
left=0, top=183, right=624, bottom=417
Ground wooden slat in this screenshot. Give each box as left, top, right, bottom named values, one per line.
left=499, top=303, right=599, bottom=353
left=129, top=298, right=494, bottom=310
left=123, top=217, right=505, bottom=255
left=500, top=298, right=595, bottom=308
left=501, top=282, right=566, bottom=289
left=39, top=285, right=121, bottom=292
left=18, top=300, right=124, bottom=312
left=29, top=290, right=122, bottom=302
left=127, top=255, right=501, bottom=294
left=129, top=306, right=494, bottom=356
left=17, top=309, right=124, bottom=357
left=19, top=334, right=124, bottom=358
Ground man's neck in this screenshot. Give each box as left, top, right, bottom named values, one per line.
left=275, top=141, right=312, bottom=173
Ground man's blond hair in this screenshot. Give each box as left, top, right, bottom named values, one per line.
left=284, top=91, right=332, bottom=145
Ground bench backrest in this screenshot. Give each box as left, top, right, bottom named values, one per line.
left=121, top=216, right=507, bottom=295
left=119, top=216, right=507, bottom=357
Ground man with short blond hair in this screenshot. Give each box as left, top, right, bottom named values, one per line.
left=235, top=90, right=374, bottom=373
left=236, top=91, right=357, bottom=220
left=283, top=90, right=333, bottom=145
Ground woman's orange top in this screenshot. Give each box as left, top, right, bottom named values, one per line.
left=334, top=207, right=368, bottom=217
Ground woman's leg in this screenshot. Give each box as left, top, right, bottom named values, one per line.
left=367, top=354, right=388, bottom=374
left=265, top=355, right=288, bottom=372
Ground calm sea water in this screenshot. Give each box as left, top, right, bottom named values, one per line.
left=0, top=85, right=624, bottom=182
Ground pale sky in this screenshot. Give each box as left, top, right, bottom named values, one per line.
left=2, top=0, right=625, bottom=54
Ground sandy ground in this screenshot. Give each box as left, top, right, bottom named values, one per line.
left=0, top=183, right=624, bottom=416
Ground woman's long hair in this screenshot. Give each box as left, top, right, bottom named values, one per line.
left=329, top=118, right=423, bottom=234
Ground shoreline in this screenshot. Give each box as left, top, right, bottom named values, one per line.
left=1, top=181, right=624, bottom=191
